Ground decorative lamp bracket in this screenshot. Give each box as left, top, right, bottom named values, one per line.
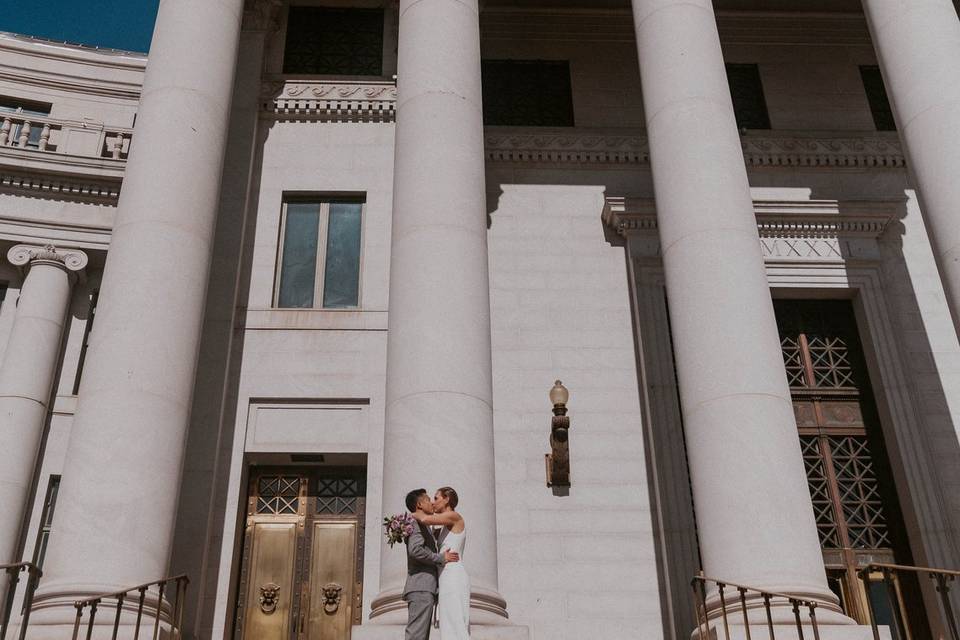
left=546, top=380, right=571, bottom=488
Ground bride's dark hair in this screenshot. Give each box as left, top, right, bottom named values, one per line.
left=437, top=486, right=459, bottom=509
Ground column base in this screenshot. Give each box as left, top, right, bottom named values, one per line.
left=693, top=624, right=891, bottom=640
left=353, top=624, right=529, bottom=640
left=369, top=587, right=508, bottom=625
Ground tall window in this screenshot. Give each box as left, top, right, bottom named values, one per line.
left=276, top=199, right=363, bottom=309
left=0, top=97, right=51, bottom=148
left=725, top=63, right=771, bottom=130
left=481, top=60, right=575, bottom=127
left=282, top=7, right=384, bottom=76
left=32, top=475, right=60, bottom=569
left=859, top=66, right=896, bottom=132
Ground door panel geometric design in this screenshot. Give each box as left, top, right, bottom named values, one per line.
left=781, top=336, right=807, bottom=387
left=256, top=476, right=301, bottom=515
left=800, top=436, right=841, bottom=548
left=317, top=476, right=365, bottom=516
left=808, top=336, right=856, bottom=389
left=828, top=435, right=891, bottom=549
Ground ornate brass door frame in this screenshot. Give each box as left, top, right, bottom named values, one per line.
left=776, top=300, right=928, bottom=637
left=234, top=468, right=367, bottom=640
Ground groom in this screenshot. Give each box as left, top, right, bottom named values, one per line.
left=404, top=488, right=458, bottom=640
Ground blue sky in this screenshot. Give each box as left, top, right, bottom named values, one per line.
left=0, top=0, right=159, bottom=53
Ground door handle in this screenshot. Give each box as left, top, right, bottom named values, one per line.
left=258, top=583, right=280, bottom=614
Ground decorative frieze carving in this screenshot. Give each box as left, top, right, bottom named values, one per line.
left=8, top=243, right=89, bottom=272
left=262, top=80, right=397, bottom=122
left=603, top=196, right=897, bottom=264
left=485, top=128, right=904, bottom=169
left=485, top=129, right=649, bottom=164
left=741, top=134, right=904, bottom=168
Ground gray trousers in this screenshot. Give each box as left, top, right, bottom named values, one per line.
left=404, top=591, right=436, bottom=640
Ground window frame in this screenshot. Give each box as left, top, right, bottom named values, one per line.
left=273, top=196, right=366, bottom=310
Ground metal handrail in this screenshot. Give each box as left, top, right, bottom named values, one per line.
left=858, top=562, right=960, bottom=640
left=0, top=562, right=42, bottom=640
left=691, top=574, right=823, bottom=640
left=71, top=574, right=189, bottom=640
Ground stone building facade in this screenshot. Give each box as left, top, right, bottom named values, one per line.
left=2, top=0, right=960, bottom=639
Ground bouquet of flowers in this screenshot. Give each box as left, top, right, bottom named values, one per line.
left=383, top=513, right=417, bottom=548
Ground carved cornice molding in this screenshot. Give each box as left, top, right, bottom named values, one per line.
left=8, top=243, right=89, bottom=272
left=603, top=196, right=899, bottom=264
left=243, top=0, right=284, bottom=32
left=486, top=128, right=905, bottom=169
left=261, top=79, right=397, bottom=122
left=740, top=134, right=904, bottom=169
left=0, top=170, right=120, bottom=202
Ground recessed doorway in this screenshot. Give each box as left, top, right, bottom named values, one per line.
left=233, top=465, right=367, bottom=640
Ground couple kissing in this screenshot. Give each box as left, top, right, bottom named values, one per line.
left=402, top=487, right=469, bottom=640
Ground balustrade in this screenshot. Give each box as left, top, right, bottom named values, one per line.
left=0, top=113, right=131, bottom=159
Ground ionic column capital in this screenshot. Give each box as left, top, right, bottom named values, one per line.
left=7, top=244, right=89, bottom=273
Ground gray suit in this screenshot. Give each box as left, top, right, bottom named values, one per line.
left=403, top=522, right=447, bottom=640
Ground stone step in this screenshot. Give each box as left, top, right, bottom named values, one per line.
left=351, top=624, right=530, bottom=640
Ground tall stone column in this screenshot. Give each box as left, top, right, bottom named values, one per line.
left=30, top=0, right=245, bottom=627
left=0, top=245, right=86, bottom=570
left=630, top=0, right=848, bottom=624
left=862, top=0, right=960, bottom=337
left=369, top=0, right=506, bottom=623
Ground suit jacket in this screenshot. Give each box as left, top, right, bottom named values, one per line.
left=403, top=521, right=446, bottom=598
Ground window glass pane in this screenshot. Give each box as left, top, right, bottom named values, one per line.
left=481, top=60, right=575, bottom=127
left=860, top=66, right=896, bottom=131
left=322, top=202, right=362, bottom=308
left=726, top=63, right=771, bottom=130
left=283, top=7, right=384, bottom=76
left=278, top=204, right=320, bottom=308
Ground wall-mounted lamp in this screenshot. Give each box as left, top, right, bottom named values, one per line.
left=545, top=380, right=571, bottom=488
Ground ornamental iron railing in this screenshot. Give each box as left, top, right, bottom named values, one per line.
left=0, top=563, right=41, bottom=640
left=859, top=563, right=960, bottom=640
left=691, top=574, right=824, bottom=640
left=70, top=574, right=189, bottom=640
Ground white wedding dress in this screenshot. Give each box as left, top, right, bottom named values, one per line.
left=438, top=528, right=470, bottom=639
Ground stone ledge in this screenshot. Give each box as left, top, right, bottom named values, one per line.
left=352, top=625, right=529, bottom=640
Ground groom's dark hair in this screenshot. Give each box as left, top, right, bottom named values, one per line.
left=405, top=488, right=427, bottom=512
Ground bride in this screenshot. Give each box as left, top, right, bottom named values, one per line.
left=412, top=487, right=470, bottom=639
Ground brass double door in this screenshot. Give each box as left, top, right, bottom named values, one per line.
left=776, top=300, right=928, bottom=638
left=235, top=469, right=366, bottom=640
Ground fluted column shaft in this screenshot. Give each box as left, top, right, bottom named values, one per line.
left=862, top=0, right=960, bottom=337
left=371, top=0, right=506, bottom=622
left=0, top=245, right=86, bottom=570
left=31, top=0, right=245, bottom=622
left=630, top=0, right=846, bottom=622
